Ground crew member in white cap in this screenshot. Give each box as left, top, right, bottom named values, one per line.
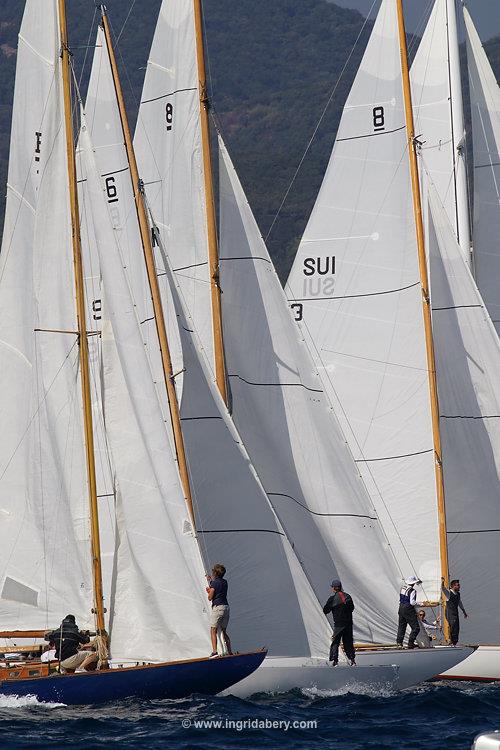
left=396, top=576, right=422, bottom=649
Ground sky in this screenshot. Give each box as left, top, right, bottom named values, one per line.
left=331, top=1, right=500, bottom=41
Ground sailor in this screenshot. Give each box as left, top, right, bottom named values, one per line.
left=323, top=579, right=356, bottom=666
left=416, top=610, right=440, bottom=648
left=397, top=576, right=421, bottom=649
left=206, top=564, right=232, bottom=658
left=442, top=577, right=468, bottom=645
left=45, top=614, right=98, bottom=673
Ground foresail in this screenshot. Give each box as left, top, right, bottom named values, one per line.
left=464, top=8, right=500, bottom=335
left=0, top=0, right=93, bottom=630
left=218, top=136, right=399, bottom=643
left=411, top=0, right=470, bottom=261
left=429, top=183, right=500, bottom=643
left=133, top=0, right=213, bottom=369
left=79, top=123, right=211, bottom=663
left=153, top=230, right=331, bottom=659
left=287, top=0, right=441, bottom=603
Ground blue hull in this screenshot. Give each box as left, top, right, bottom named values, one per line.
left=0, top=650, right=267, bottom=705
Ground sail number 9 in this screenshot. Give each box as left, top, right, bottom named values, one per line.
left=166, top=103, right=174, bottom=131
left=373, top=106, right=385, bottom=132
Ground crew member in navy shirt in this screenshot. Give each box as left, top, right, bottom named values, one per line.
left=206, top=564, right=232, bottom=657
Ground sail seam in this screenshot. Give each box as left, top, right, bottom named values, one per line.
left=441, top=414, right=500, bottom=420
left=197, top=528, right=285, bottom=536
left=181, top=416, right=223, bottom=421
left=288, top=280, right=420, bottom=302
left=337, top=124, right=406, bottom=143
left=354, top=448, right=433, bottom=463
left=432, top=304, right=483, bottom=311
left=228, top=374, right=322, bottom=394
left=101, top=166, right=130, bottom=178
left=447, top=529, right=500, bottom=534
left=141, top=87, right=197, bottom=105
left=267, top=492, right=377, bottom=520
left=220, top=256, right=272, bottom=264
left=159, top=261, right=208, bottom=275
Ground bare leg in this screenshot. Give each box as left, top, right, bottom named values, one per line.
left=222, top=629, right=233, bottom=655
left=210, top=627, right=218, bottom=653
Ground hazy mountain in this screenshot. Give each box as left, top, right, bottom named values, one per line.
left=0, top=0, right=499, bottom=278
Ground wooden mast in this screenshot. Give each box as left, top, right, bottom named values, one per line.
left=396, top=0, right=451, bottom=641
left=99, top=7, right=196, bottom=527
left=193, top=0, right=228, bottom=405
left=57, top=0, right=107, bottom=638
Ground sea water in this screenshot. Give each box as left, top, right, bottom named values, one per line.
left=0, top=681, right=499, bottom=749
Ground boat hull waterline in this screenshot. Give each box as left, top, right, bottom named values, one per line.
left=225, top=646, right=475, bottom=696
left=438, top=645, right=500, bottom=682
left=0, top=650, right=267, bottom=705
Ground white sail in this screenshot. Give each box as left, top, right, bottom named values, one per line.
left=464, top=8, right=500, bottom=334
left=287, top=0, right=442, bottom=603
left=79, top=122, right=212, bottom=663
left=429, top=182, right=500, bottom=643
left=411, top=0, right=470, bottom=262
left=133, top=0, right=213, bottom=368
left=0, top=1, right=93, bottom=631
left=218, top=136, right=399, bottom=644
left=152, top=230, right=331, bottom=659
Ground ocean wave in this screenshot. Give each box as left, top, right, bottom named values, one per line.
left=0, top=693, right=65, bottom=709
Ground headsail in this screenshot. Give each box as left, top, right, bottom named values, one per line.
left=464, top=8, right=500, bottom=335
left=411, top=0, right=470, bottom=262
left=287, top=0, right=441, bottom=602
left=429, top=182, right=500, bottom=643
left=133, top=0, right=213, bottom=368
left=0, top=0, right=93, bottom=630
left=218, top=135, right=399, bottom=643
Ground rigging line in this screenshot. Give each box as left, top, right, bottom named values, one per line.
left=441, top=414, right=500, bottom=419
left=447, top=529, right=500, bottom=534
left=0, top=339, right=80, bottom=486
left=198, top=528, right=285, bottom=537
left=264, top=0, right=378, bottom=243
left=116, top=0, right=138, bottom=43
left=337, top=124, right=406, bottom=143
left=77, top=5, right=98, bottom=90
left=267, top=492, right=377, bottom=520
left=141, top=87, right=197, bottom=105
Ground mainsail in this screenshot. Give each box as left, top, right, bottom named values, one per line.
left=411, top=0, right=470, bottom=262
left=218, top=136, right=399, bottom=643
left=428, top=182, right=500, bottom=643
left=287, top=0, right=442, bottom=603
left=464, top=8, right=500, bottom=335
left=0, top=0, right=93, bottom=629
left=133, top=0, right=213, bottom=367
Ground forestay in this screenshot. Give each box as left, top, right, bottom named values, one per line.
left=0, top=0, right=93, bottom=631
left=152, top=230, right=331, bottom=659
left=79, top=122, right=212, bottom=663
left=429, top=183, right=500, bottom=643
left=411, top=0, right=470, bottom=262
left=464, top=8, right=500, bottom=335
left=133, top=0, right=213, bottom=368
left=218, top=136, right=399, bottom=644
left=287, top=0, right=442, bottom=603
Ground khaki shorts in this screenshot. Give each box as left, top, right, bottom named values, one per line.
left=60, top=650, right=97, bottom=670
left=210, top=605, right=230, bottom=629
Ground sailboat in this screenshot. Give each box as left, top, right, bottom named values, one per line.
left=0, top=0, right=266, bottom=704
left=287, top=0, right=500, bottom=683
left=130, top=0, right=474, bottom=692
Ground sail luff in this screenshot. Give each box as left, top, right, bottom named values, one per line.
left=99, top=7, right=196, bottom=527
left=192, top=0, right=227, bottom=404
left=396, top=0, right=450, bottom=635
left=57, top=0, right=106, bottom=636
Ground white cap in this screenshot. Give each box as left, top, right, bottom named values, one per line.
left=405, top=575, right=422, bottom=586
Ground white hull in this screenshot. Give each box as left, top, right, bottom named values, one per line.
left=224, top=646, right=473, bottom=697
left=438, top=645, right=500, bottom=681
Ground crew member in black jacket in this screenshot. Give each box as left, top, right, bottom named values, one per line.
left=45, top=614, right=98, bottom=673
left=323, top=579, right=356, bottom=666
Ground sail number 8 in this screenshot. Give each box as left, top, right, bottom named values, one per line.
left=373, top=106, right=385, bottom=132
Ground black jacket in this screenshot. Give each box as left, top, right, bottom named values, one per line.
left=45, top=619, right=90, bottom=661
left=323, top=591, right=355, bottom=627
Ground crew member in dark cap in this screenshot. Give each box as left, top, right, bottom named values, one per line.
left=323, top=579, right=356, bottom=666
left=45, top=614, right=98, bottom=673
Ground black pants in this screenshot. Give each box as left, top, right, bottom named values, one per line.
left=329, top=622, right=355, bottom=663
left=397, top=605, right=420, bottom=647
left=446, top=611, right=460, bottom=645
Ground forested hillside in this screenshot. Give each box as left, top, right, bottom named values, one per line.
left=0, top=1, right=499, bottom=277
